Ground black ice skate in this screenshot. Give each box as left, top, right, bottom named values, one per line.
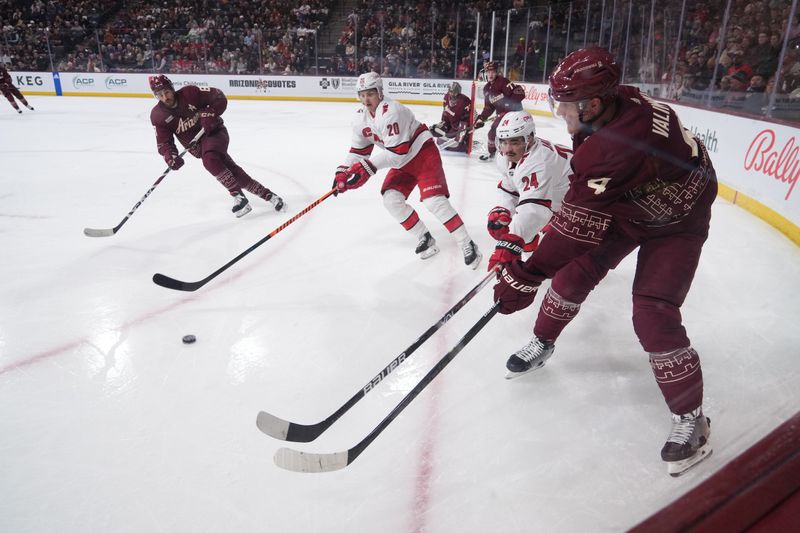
left=232, top=192, right=252, bottom=218
left=661, top=408, right=712, bottom=477
left=505, top=337, right=555, bottom=379
left=462, top=240, right=482, bottom=269
left=415, top=231, right=440, bottom=259
left=267, top=192, right=286, bottom=212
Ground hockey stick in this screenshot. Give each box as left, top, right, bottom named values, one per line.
left=256, top=270, right=497, bottom=442
left=152, top=188, right=337, bottom=291
left=84, top=129, right=205, bottom=237
left=273, top=302, right=500, bottom=473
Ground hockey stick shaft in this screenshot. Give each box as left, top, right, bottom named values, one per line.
left=152, top=188, right=337, bottom=291
left=84, top=129, right=204, bottom=237
left=257, top=270, right=497, bottom=442
left=274, top=302, right=500, bottom=473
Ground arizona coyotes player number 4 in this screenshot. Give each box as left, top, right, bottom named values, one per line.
left=333, top=72, right=481, bottom=268
left=149, top=75, right=284, bottom=217
left=492, top=47, right=717, bottom=477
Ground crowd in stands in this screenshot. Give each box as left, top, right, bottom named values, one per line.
left=2, top=0, right=800, bottom=118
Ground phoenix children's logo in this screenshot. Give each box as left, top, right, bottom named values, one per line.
left=319, top=78, right=330, bottom=89
left=744, top=129, right=800, bottom=200
left=332, top=78, right=340, bottom=89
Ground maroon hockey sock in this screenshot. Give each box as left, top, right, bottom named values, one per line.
left=649, top=347, right=704, bottom=415
left=243, top=179, right=273, bottom=201
left=533, top=287, right=581, bottom=341
left=214, top=169, right=241, bottom=195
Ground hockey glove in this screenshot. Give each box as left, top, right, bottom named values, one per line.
left=331, top=165, right=348, bottom=196
left=473, top=118, right=485, bottom=130
left=335, top=160, right=376, bottom=193
left=430, top=121, right=448, bottom=137
left=487, top=206, right=512, bottom=239
left=493, top=261, right=545, bottom=315
left=164, top=152, right=184, bottom=170
left=199, top=106, right=223, bottom=134
left=488, top=233, right=524, bottom=272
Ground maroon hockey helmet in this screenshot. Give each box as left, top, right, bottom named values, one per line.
left=148, top=74, right=174, bottom=94
left=548, top=47, right=620, bottom=103
left=483, top=60, right=499, bottom=72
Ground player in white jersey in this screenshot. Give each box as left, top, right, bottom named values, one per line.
left=486, top=111, right=572, bottom=271
left=333, top=72, right=482, bottom=268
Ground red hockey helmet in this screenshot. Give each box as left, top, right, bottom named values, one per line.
left=148, top=74, right=174, bottom=94
left=548, top=47, right=620, bottom=103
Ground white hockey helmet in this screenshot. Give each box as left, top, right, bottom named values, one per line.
left=356, top=72, right=383, bottom=97
left=496, top=111, right=537, bottom=141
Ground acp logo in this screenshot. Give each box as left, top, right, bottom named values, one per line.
left=104, top=76, right=127, bottom=89
left=72, top=76, right=95, bottom=88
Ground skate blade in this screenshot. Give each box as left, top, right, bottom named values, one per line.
left=235, top=204, right=253, bottom=218
left=418, top=245, right=440, bottom=260
left=667, top=443, right=713, bottom=477
left=504, top=364, right=544, bottom=380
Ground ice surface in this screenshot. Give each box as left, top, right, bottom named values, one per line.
left=1, top=96, right=799, bottom=533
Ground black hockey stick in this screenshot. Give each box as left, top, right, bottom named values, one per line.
left=273, top=302, right=500, bottom=473
left=84, top=129, right=204, bottom=237
left=256, top=270, right=497, bottom=442
left=152, top=189, right=337, bottom=291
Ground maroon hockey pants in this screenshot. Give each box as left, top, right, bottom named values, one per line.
left=1, top=84, right=28, bottom=109
left=532, top=217, right=712, bottom=414
left=199, top=128, right=272, bottom=200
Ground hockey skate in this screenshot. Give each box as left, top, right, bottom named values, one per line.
left=268, top=192, right=286, bottom=212
left=661, top=408, right=712, bottom=477
left=505, top=337, right=555, bottom=379
left=415, top=232, right=440, bottom=259
left=16, top=109, right=22, bottom=114
left=232, top=192, right=252, bottom=218
left=462, top=240, right=482, bottom=269
left=25, top=104, right=34, bottom=111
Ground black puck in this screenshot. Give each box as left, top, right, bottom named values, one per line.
left=182, top=334, right=196, bottom=344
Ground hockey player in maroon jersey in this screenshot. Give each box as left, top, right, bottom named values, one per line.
left=148, top=75, right=285, bottom=217
left=492, top=47, right=717, bottom=476
left=430, top=82, right=471, bottom=152
left=474, top=61, right=525, bottom=161
left=333, top=72, right=481, bottom=268
left=0, top=65, right=34, bottom=114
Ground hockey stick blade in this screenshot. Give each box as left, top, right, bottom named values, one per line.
left=83, top=129, right=204, bottom=238
left=256, top=271, right=496, bottom=443
left=152, top=189, right=337, bottom=292
left=273, top=303, right=499, bottom=473
left=83, top=227, right=117, bottom=237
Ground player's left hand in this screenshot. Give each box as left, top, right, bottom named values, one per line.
left=335, top=160, right=376, bottom=193
left=199, top=107, right=222, bottom=134
left=493, top=261, right=544, bottom=315
left=488, top=233, right=524, bottom=272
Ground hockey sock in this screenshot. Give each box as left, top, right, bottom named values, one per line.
left=533, top=288, right=581, bottom=341
left=214, top=169, right=242, bottom=195
left=383, top=189, right=428, bottom=239
left=243, top=179, right=273, bottom=201
left=422, top=195, right=469, bottom=244
left=649, top=346, right=704, bottom=415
